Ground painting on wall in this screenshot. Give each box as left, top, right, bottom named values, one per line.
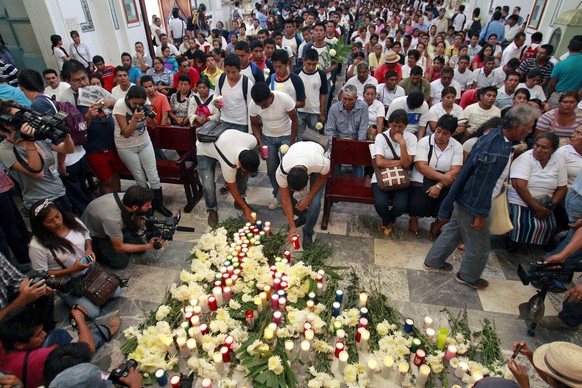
left=123, top=0, right=140, bottom=26
left=108, top=0, right=120, bottom=29
left=528, top=0, right=547, bottom=30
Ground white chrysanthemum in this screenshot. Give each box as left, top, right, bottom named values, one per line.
left=155, top=305, right=171, bottom=321
left=344, top=364, right=358, bottom=383
left=246, top=339, right=263, bottom=356
left=329, top=48, right=337, bottom=56
left=228, top=299, right=241, bottom=310
left=123, top=325, right=140, bottom=340
left=268, top=355, right=284, bottom=375
left=313, top=340, right=333, bottom=353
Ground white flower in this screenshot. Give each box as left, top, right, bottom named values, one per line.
left=344, top=364, right=358, bottom=383
left=268, top=355, right=284, bottom=375
left=155, top=305, right=171, bottom=321
left=329, top=48, right=337, bottom=57
left=331, top=37, right=338, bottom=44
left=228, top=299, right=241, bottom=310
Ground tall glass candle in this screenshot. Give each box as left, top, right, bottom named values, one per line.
left=186, top=338, right=197, bottom=356
left=338, top=350, right=348, bottom=373
left=221, top=346, right=230, bottom=363
left=417, top=364, right=430, bottom=387
left=455, top=362, right=468, bottom=378
left=381, top=356, right=394, bottom=379
left=397, top=362, right=409, bottom=384
left=426, top=328, right=436, bottom=342
left=445, top=345, right=457, bottom=360
left=202, top=379, right=212, bottom=388
left=424, top=316, right=433, bottom=329
left=177, top=336, right=189, bottom=358
left=213, top=352, right=225, bottom=373
left=436, top=327, right=449, bottom=350
left=367, top=358, right=377, bottom=380
left=300, top=340, right=310, bottom=362
left=285, top=340, right=294, bottom=359
left=359, top=292, right=368, bottom=307
left=334, top=341, right=344, bottom=358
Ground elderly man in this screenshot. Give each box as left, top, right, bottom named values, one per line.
left=424, top=104, right=539, bottom=289
left=343, top=61, right=378, bottom=96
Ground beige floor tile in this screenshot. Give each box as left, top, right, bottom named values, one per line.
left=478, top=278, right=558, bottom=316
left=314, top=211, right=348, bottom=236
left=374, top=239, right=431, bottom=270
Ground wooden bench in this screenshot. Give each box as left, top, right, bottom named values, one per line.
left=118, top=125, right=203, bottom=213
left=320, top=137, right=374, bottom=230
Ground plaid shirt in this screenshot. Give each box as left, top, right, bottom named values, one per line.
left=0, top=253, right=25, bottom=310
left=325, top=99, right=369, bottom=141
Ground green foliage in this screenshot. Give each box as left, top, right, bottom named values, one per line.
left=215, top=216, right=246, bottom=236
left=475, top=318, right=502, bottom=368
left=329, top=40, right=353, bottom=64
left=261, top=232, right=288, bottom=262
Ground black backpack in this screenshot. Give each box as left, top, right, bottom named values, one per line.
left=217, top=73, right=249, bottom=104
left=468, top=19, right=482, bottom=38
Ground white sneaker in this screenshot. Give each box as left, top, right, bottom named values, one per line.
left=268, top=197, right=280, bottom=209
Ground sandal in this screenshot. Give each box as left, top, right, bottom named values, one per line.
left=409, top=218, right=421, bottom=239
left=409, top=229, right=421, bottom=239
left=378, top=222, right=393, bottom=237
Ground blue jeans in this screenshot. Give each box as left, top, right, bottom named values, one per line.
left=292, top=173, right=325, bottom=237
left=43, top=326, right=109, bottom=349
left=197, top=155, right=248, bottom=210
left=221, top=121, right=248, bottom=133
left=263, top=134, right=291, bottom=198
left=565, top=189, right=582, bottom=224
left=425, top=203, right=492, bottom=283
left=60, top=155, right=93, bottom=216
left=371, top=183, right=408, bottom=226
left=116, top=141, right=161, bottom=189
left=59, top=286, right=122, bottom=320
left=297, top=112, right=319, bottom=140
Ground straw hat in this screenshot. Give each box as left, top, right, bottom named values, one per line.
left=384, top=51, right=401, bottom=64
left=532, top=342, right=582, bottom=388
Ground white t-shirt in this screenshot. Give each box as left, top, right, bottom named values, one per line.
left=517, top=83, right=547, bottom=101
left=507, top=150, right=568, bottom=207
left=111, top=83, right=135, bottom=100
left=197, top=130, right=257, bottom=183
left=386, top=96, right=429, bottom=135
left=112, top=98, right=151, bottom=148
left=29, top=219, right=91, bottom=273
left=425, top=102, right=464, bottom=124
left=343, top=75, right=378, bottom=97
left=364, top=99, right=385, bottom=126
left=248, top=90, right=295, bottom=137
left=463, top=103, right=501, bottom=133
left=53, top=47, right=67, bottom=70
left=155, top=43, right=180, bottom=57
left=472, top=68, right=497, bottom=88
left=69, top=43, right=92, bottom=68
left=168, top=18, right=186, bottom=39
left=282, top=35, right=300, bottom=57
left=430, top=79, right=461, bottom=104
left=275, top=142, right=330, bottom=188
left=44, top=82, right=71, bottom=102
left=555, top=145, right=582, bottom=187
left=371, top=129, right=417, bottom=183
left=411, top=134, right=463, bottom=183
left=297, top=69, right=327, bottom=114
left=492, top=67, right=507, bottom=89
left=451, top=12, right=466, bottom=31
left=453, top=68, right=474, bottom=91
left=377, top=84, right=406, bottom=109
left=215, top=75, right=254, bottom=126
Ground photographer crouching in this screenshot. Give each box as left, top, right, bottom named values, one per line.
left=0, top=100, right=75, bottom=213
left=81, top=185, right=166, bottom=269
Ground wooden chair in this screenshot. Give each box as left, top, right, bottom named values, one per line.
left=320, top=137, right=375, bottom=230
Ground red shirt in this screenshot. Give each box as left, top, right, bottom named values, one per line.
left=94, top=65, right=115, bottom=92
left=373, top=63, right=402, bottom=84
left=172, top=68, right=200, bottom=89
left=0, top=343, right=54, bottom=388
left=460, top=88, right=479, bottom=109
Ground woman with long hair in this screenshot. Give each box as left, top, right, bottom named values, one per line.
left=146, top=56, right=173, bottom=95
left=29, top=199, right=121, bottom=319
left=471, top=44, right=493, bottom=70
left=50, top=34, right=70, bottom=71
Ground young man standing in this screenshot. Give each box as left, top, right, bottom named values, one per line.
left=214, top=54, right=254, bottom=132
left=234, top=40, right=265, bottom=84
left=295, top=49, right=328, bottom=139
left=268, top=49, right=306, bottom=108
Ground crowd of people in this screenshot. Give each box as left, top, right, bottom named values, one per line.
left=0, top=0, right=581, bottom=387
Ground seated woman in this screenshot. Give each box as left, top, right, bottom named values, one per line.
left=507, top=132, right=568, bottom=252
left=188, top=77, right=220, bottom=127
left=362, top=84, right=385, bottom=138
left=408, top=114, right=463, bottom=238
left=534, top=91, right=582, bottom=145
left=372, top=109, right=417, bottom=236
left=555, top=124, right=582, bottom=187
left=28, top=199, right=121, bottom=319
left=169, top=74, right=192, bottom=126
left=426, top=86, right=464, bottom=136
left=161, top=45, right=179, bottom=74
left=146, top=56, right=174, bottom=95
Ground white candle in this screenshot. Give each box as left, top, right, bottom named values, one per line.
left=360, top=329, right=370, bottom=352
left=164, top=336, right=177, bottom=356
left=300, top=340, right=310, bottom=362
left=212, top=287, right=223, bottom=306
left=285, top=340, right=294, bottom=359
left=359, top=292, right=368, bottom=307
left=190, top=315, right=200, bottom=327
left=192, top=326, right=202, bottom=342
left=192, top=305, right=202, bottom=316
left=417, top=364, right=430, bottom=387
left=336, top=329, right=345, bottom=342
left=455, top=362, right=468, bottom=378
left=254, top=296, right=263, bottom=313
left=338, top=350, right=348, bottom=373
left=451, top=385, right=462, bottom=388
left=176, top=336, right=189, bottom=358
left=381, top=356, right=394, bottom=379
left=202, top=378, right=212, bottom=388
left=186, top=338, right=198, bottom=356
left=223, top=286, right=232, bottom=301
left=199, top=295, right=209, bottom=313
left=213, top=352, right=225, bottom=373
left=317, top=282, right=323, bottom=296
left=367, top=358, right=377, bottom=380
left=304, top=329, right=314, bottom=341
left=397, top=362, right=409, bottom=384
left=424, top=316, right=433, bottom=329
left=426, top=328, right=436, bottom=342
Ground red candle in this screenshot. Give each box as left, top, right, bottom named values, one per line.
left=317, top=274, right=324, bottom=283
left=284, top=250, right=291, bottom=260
left=227, top=266, right=234, bottom=275
left=231, top=274, right=238, bottom=284
left=200, top=323, right=209, bottom=335
left=274, top=311, right=282, bottom=325
left=358, top=318, right=369, bottom=329
left=223, top=286, right=232, bottom=301
left=222, top=273, right=229, bottom=283
left=356, top=327, right=364, bottom=343
left=238, top=252, right=246, bottom=260
left=335, top=341, right=345, bottom=358
left=225, top=335, right=234, bottom=348
left=170, top=374, right=181, bottom=388
left=221, top=346, right=230, bottom=362
left=273, top=278, right=281, bottom=290
left=413, top=349, right=426, bottom=366
left=291, top=235, right=300, bottom=249
left=184, top=311, right=193, bottom=322
left=280, top=281, right=288, bottom=289
left=264, top=226, right=271, bottom=237
left=208, top=296, right=218, bottom=311
left=271, top=294, right=279, bottom=309
left=214, top=280, right=222, bottom=288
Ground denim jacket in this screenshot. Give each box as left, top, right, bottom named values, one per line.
left=438, top=127, right=513, bottom=219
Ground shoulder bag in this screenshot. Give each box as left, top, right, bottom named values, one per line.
left=488, top=181, right=513, bottom=235
left=372, top=132, right=410, bottom=191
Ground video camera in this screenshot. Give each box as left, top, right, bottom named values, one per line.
left=29, top=270, right=73, bottom=293
left=136, top=104, right=156, bottom=120
left=0, top=102, right=69, bottom=145
left=144, top=210, right=195, bottom=247
left=108, top=359, right=138, bottom=386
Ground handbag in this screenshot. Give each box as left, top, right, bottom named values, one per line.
left=371, top=133, right=410, bottom=191
left=489, top=183, right=513, bottom=235
left=301, top=128, right=329, bottom=151
left=196, top=120, right=230, bottom=142
left=50, top=249, right=120, bottom=306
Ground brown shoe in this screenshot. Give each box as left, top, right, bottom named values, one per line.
left=539, top=316, right=579, bottom=332
left=208, top=210, right=219, bottom=227
left=106, top=315, right=122, bottom=337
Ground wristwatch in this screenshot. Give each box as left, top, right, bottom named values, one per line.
left=436, top=183, right=443, bottom=190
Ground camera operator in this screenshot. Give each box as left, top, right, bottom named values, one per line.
left=0, top=99, right=75, bottom=213
left=81, top=185, right=166, bottom=269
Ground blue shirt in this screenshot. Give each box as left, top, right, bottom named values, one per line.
left=572, top=171, right=582, bottom=195
left=479, top=20, right=505, bottom=42
left=127, top=66, right=143, bottom=84
left=0, top=84, right=30, bottom=106
left=550, top=53, right=582, bottom=92
left=256, top=11, right=268, bottom=28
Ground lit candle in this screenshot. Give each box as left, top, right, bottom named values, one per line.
left=381, top=356, right=394, bottom=379
left=186, top=338, right=197, bottom=356
left=356, top=327, right=364, bottom=342
left=246, top=310, right=255, bottom=329
left=208, top=296, right=218, bottom=311
left=164, top=336, right=177, bottom=356
left=358, top=317, right=369, bottom=329
left=155, top=369, right=168, bottom=386
left=306, top=300, right=315, bottom=311
left=417, top=364, right=430, bottom=387
left=188, top=327, right=195, bottom=338
left=192, top=326, right=202, bottom=342
left=285, top=340, right=294, bottom=359
left=264, top=226, right=271, bottom=237
left=413, top=349, right=426, bottom=367
left=273, top=311, right=282, bottom=326
left=212, top=287, right=223, bottom=306
left=424, top=316, right=433, bottom=329
left=180, top=321, right=189, bottom=332
left=397, top=362, right=409, bottom=384
left=170, top=374, right=181, bottom=388
left=190, top=315, right=200, bottom=327
left=359, top=292, right=368, bottom=307
left=259, top=231, right=266, bottom=241
left=336, top=329, right=345, bottom=342
left=213, top=352, right=225, bottom=373
left=202, top=378, right=212, bottom=388
left=333, top=320, right=342, bottom=334
left=224, top=335, right=234, bottom=348
left=291, top=235, right=300, bottom=249
left=360, top=329, right=370, bottom=351
left=300, top=340, right=310, bottom=362
left=304, top=322, right=313, bottom=332
left=223, top=286, right=232, bottom=301
left=199, top=295, right=209, bottom=313
left=221, top=346, right=230, bottom=363
left=317, top=282, right=323, bottom=296
left=264, top=285, right=272, bottom=299
left=284, top=250, right=291, bottom=260
left=256, top=220, right=263, bottom=230
left=338, top=350, right=348, bottom=373
left=451, top=386, right=462, bottom=388
left=436, top=327, right=449, bottom=350
left=265, top=221, right=271, bottom=228
left=445, top=345, right=457, bottom=360
left=264, top=327, right=275, bottom=342
left=334, top=341, right=344, bottom=358
left=403, top=318, right=414, bottom=333
left=332, top=302, right=341, bottom=317
left=410, top=338, right=421, bottom=352
left=304, top=329, right=314, bottom=341
left=471, top=372, right=484, bottom=383
left=360, top=307, right=368, bottom=318
left=250, top=212, right=257, bottom=221
left=426, top=328, right=436, bottom=342
left=278, top=297, right=287, bottom=309
left=367, top=358, right=377, bottom=380
left=271, top=294, right=279, bottom=309
left=176, top=336, right=189, bottom=358
left=254, top=296, right=263, bottom=313
left=455, top=361, right=468, bottom=378
left=259, top=292, right=268, bottom=306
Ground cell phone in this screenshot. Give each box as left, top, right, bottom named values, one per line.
left=80, top=255, right=93, bottom=264
left=0, top=371, right=13, bottom=378
left=512, top=343, right=523, bottom=359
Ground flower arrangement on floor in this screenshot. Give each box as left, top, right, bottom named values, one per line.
left=120, top=218, right=513, bottom=387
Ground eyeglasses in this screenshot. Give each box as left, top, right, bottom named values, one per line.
left=33, top=198, right=53, bottom=217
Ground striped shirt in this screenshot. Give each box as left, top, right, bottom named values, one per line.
left=536, top=109, right=582, bottom=140
left=518, top=58, right=554, bottom=82
left=0, top=253, right=25, bottom=310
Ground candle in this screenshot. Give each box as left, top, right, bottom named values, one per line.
left=155, top=369, right=168, bottom=386
left=356, top=327, right=364, bottom=342
left=338, top=350, right=348, bottom=373
left=176, top=336, right=189, bottom=358
left=170, top=374, right=181, bottom=388
left=208, top=296, right=218, bottom=311
left=307, top=291, right=316, bottom=300
left=265, top=221, right=271, bottom=228
left=250, top=212, right=257, bottom=221
left=424, top=316, right=433, bottom=329
left=180, top=321, right=189, bottom=332
left=404, top=318, right=414, bottom=333
left=256, top=220, right=263, bottom=230
left=213, top=352, right=225, bottom=373
left=445, top=345, right=457, bottom=360
left=367, top=358, right=377, bottom=380
left=358, top=317, right=368, bottom=329
left=264, top=226, right=271, bottom=237
left=360, top=329, right=370, bottom=351
left=273, top=278, right=281, bottom=290
left=264, top=327, right=275, bottom=342
left=436, top=327, right=449, bottom=350
left=359, top=292, right=368, bottom=307
left=451, top=386, right=462, bottom=388
left=221, top=346, right=230, bottom=363
left=335, top=289, right=343, bottom=303
left=455, top=361, right=468, bottom=378
left=306, top=300, right=315, bottom=311
left=334, top=341, right=344, bottom=358
left=271, top=294, right=279, bottom=309
left=413, top=349, right=426, bottom=367
left=164, top=336, right=177, bottom=356
left=285, top=340, right=294, bottom=359
left=264, top=285, right=272, bottom=299
left=199, top=295, right=209, bottom=313
left=360, top=307, right=368, bottom=318
left=190, top=315, right=200, bottom=327
left=333, top=320, right=342, bottom=334
left=317, top=282, right=323, bottom=296
left=410, top=338, right=421, bottom=352
left=192, top=326, right=202, bottom=342
left=186, top=338, right=197, bottom=356
left=284, top=250, right=291, bottom=260
left=224, top=335, right=234, bottom=348
left=426, top=328, right=436, bottom=342
left=259, top=231, right=266, bottom=241
left=336, top=329, right=345, bottom=342
left=471, top=372, right=484, bottom=383
left=259, top=292, right=268, bottom=306
left=202, top=379, right=212, bottom=388
left=300, top=340, right=310, bottom=362
left=381, top=356, right=394, bottom=379
left=254, top=296, right=263, bottom=313
left=188, top=327, right=195, bottom=338
left=246, top=310, right=255, bottom=329
left=278, top=297, right=287, bottom=309
left=304, top=322, right=313, bottom=332
left=212, top=287, right=223, bottom=306
left=223, top=286, right=232, bottom=301
left=274, top=311, right=282, bottom=326
left=332, top=302, right=341, bottom=317
left=397, top=362, right=409, bottom=384
left=417, top=364, right=430, bottom=387
left=200, top=323, right=209, bottom=335
left=304, top=329, right=314, bottom=341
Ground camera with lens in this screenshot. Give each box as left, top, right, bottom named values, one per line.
left=136, top=104, right=156, bottom=120
left=108, top=359, right=138, bottom=386
left=144, top=210, right=194, bottom=246
left=0, top=102, right=69, bottom=145
left=517, top=261, right=579, bottom=288
left=29, top=270, right=73, bottom=293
